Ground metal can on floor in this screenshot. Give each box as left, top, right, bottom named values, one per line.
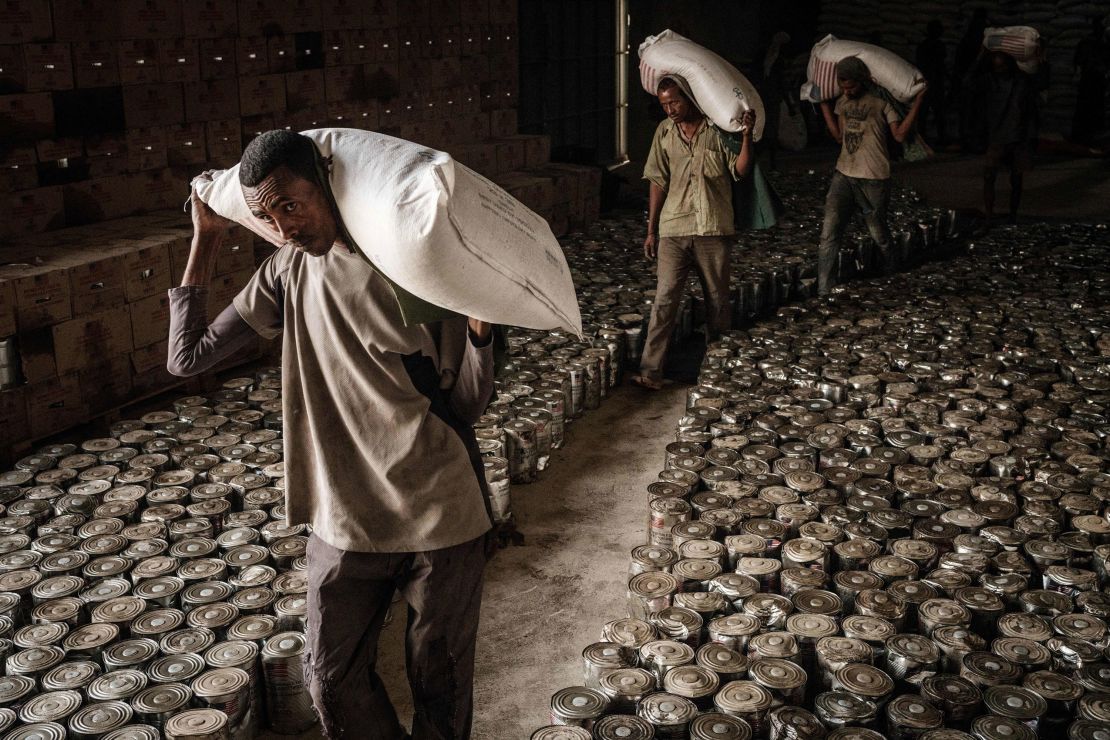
left=591, top=714, right=655, bottom=740
left=504, top=419, right=539, bottom=484
left=885, top=694, right=944, bottom=740
left=582, top=642, right=631, bottom=689
left=163, top=708, right=230, bottom=740
left=596, top=667, right=655, bottom=713
left=261, top=631, right=316, bottom=735
left=548, top=686, right=608, bottom=729
left=191, top=668, right=250, bottom=727
left=67, top=701, right=133, bottom=740
left=713, top=681, right=773, bottom=737
left=637, top=692, right=698, bottom=738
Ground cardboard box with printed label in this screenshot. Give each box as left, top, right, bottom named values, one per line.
left=268, top=35, right=296, bottom=73
left=119, top=239, right=172, bottom=302
left=322, top=0, right=363, bottom=31
left=166, top=123, right=207, bottom=166
left=239, top=74, right=287, bottom=117
left=0, top=386, right=29, bottom=450
left=23, top=43, right=73, bottom=92
left=129, top=169, right=181, bottom=213
left=118, top=39, right=163, bottom=85
left=72, top=41, right=121, bottom=88
left=207, top=268, right=252, bottom=316
left=80, top=352, right=133, bottom=416
left=126, top=127, right=170, bottom=172
left=216, top=235, right=256, bottom=277
left=119, top=0, right=185, bottom=39
left=199, top=38, right=237, bottom=79
left=35, top=138, right=84, bottom=164
left=285, top=70, right=327, bottom=111
left=27, top=372, right=86, bottom=439
left=51, top=0, right=119, bottom=41
left=205, top=119, right=241, bottom=165
left=160, top=38, right=200, bottom=83
left=52, top=305, right=133, bottom=376
left=3, top=187, right=64, bottom=237
left=0, top=1, right=53, bottom=44
left=236, top=36, right=269, bottom=77
left=0, top=43, right=28, bottom=92
left=129, top=292, right=171, bottom=349
left=183, top=1, right=238, bottom=38
left=16, top=328, right=54, bottom=383
left=122, top=83, right=185, bottom=129
left=63, top=175, right=132, bottom=223
left=185, top=78, right=240, bottom=122
left=47, top=244, right=128, bottom=316
left=0, top=93, right=54, bottom=142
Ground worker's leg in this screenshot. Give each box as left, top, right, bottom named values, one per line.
left=691, top=236, right=732, bottom=341
left=401, top=534, right=489, bottom=740
left=306, top=536, right=406, bottom=740
left=855, top=177, right=895, bottom=275
left=818, top=172, right=854, bottom=294
left=639, top=237, right=695, bottom=381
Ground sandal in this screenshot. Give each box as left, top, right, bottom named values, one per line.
left=631, top=375, right=664, bottom=391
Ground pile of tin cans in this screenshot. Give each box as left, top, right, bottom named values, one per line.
left=0, top=369, right=318, bottom=739
left=533, top=208, right=1110, bottom=738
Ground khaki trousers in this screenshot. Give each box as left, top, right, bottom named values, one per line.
left=639, top=235, right=732, bottom=382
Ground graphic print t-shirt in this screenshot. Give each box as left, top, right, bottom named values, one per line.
left=834, top=92, right=900, bottom=180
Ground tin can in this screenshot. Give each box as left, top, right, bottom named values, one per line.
left=597, top=668, right=655, bottom=713
left=191, top=667, right=250, bottom=727
left=968, top=715, right=1036, bottom=740
left=885, top=694, right=943, bottom=739
left=637, top=692, right=698, bottom=738
left=260, top=631, right=316, bottom=734
left=548, top=686, right=608, bottom=729
left=68, top=701, right=133, bottom=740
left=714, top=680, right=773, bottom=736
left=592, top=714, right=655, bottom=740
left=600, top=618, right=657, bottom=654
left=707, top=614, right=761, bottom=652
left=813, top=690, right=878, bottom=729
left=628, top=572, right=678, bottom=620
left=582, top=642, right=631, bottom=689
left=163, top=708, right=230, bottom=740
left=131, top=682, right=192, bottom=731
left=663, top=665, right=721, bottom=710
left=815, top=636, right=874, bottom=690
left=638, top=640, right=695, bottom=684
left=920, top=673, right=982, bottom=723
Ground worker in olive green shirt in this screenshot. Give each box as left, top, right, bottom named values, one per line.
left=632, top=78, right=755, bottom=390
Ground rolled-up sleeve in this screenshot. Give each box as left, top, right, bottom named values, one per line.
left=448, top=329, right=495, bottom=425
left=643, top=121, right=670, bottom=190
left=166, top=287, right=258, bottom=377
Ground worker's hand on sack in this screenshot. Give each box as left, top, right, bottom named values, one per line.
left=643, top=233, right=658, bottom=261
left=189, top=172, right=233, bottom=240
left=741, top=109, right=757, bottom=136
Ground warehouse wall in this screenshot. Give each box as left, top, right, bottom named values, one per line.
left=815, top=0, right=1110, bottom=137
left=0, top=0, right=522, bottom=237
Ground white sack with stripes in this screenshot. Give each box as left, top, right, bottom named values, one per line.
left=638, top=29, right=766, bottom=142
left=984, top=26, right=1042, bottom=74
left=801, top=34, right=927, bottom=103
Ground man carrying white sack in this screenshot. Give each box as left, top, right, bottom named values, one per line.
left=166, top=129, right=496, bottom=740
left=632, top=78, right=755, bottom=391
left=817, top=57, right=926, bottom=295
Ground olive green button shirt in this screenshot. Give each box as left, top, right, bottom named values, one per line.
left=643, top=118, right=740, bottom=237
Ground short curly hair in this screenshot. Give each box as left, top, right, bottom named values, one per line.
left=239, top=130, right=319, bottom=188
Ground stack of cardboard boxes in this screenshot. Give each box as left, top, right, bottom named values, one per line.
left=0, top=0, right=603, bottom=456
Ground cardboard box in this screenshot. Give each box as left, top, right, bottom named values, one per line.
left=322, top=0, right=363, bottom=31
left=241, top=114, right=275, bottom=142
left=26, top=373, right=86, bottom=439
left=35, top=138, right=84, bottom=163
left=0, top=1, right=52, bottom=44
left=207, top=268, right=252, bottom=316
left=285, top=70, right=326, bottom=111
left=183, top=1, right=238, bottom=38
left=284, top=106, right=329, bottom=133
left=236, top=37, right=269, bottom=77
left=490, top=107, right=517, bottom=137
left=268, top=35, right=295, bottom=73
left=3, top=187, right=64, bottom=237
left=325, top=65, right=368, bottom=102
left=119, top=239, right=171, bottom=302
left=18, top=327, right=56, bottom=382
left=205, top=119, right=241, bottom=165
left=130, top=169, right=181, bottom=213
left=72, top=41, right=121, bottom=88
left=199, top=38, right=237, bottom=80
left=118, top=39, right=162, bottom=86
left=0, top=44, right=28, bottom=93
left=123, top=83, right=185, bottom=129
left=131, top=338, right=168, bottom=376
left=80, top=352, right=133, bottom=416
left=126, top=127, right=169, bottom=172
left=0, top=259, right=70, bottom=331
left=364, top=0, right=398, bottom=29
left=128, top=292, right=171, bottom=349
left=323, top=31, right=349, bottom=67
left=0, top=386, right=29, bottom=449
left=52, top=244, right=128, bottom=316
left=0, top=278, right=15, bottom=336
left=23, top=43, right=73, bottom=92
left=491, top=137, right=525, bottom=174
left=160, top=39, right=200, bottom=83
left=236, top=0, right=293, bottom=38
left=185, top=78, right=239, bottom=122
left=63, top=175, right=132, bottom=222
left=166, top=123, right=207, bottom=166
left=52, top=306, right=133, bottom=376
left=451, top=141, right=497, bottom=178
left=216, top=235, right=255, bottom=276
left=119, top=0, right=184, bottom=39
left=239, top=74, right=286, bottom=117
left=50, top=0, right=119, bottom=42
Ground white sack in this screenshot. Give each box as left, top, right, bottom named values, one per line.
left=638, top=29, right=766, bottom=141
left=193, top=128, right=581, bottom=334
left=800, top=34, right=927, bottom=103
left=983, top=26, right=1041, bottom=74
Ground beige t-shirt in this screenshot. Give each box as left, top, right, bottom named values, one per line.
left=643, top=118, right=740, bottom=237
left=233, top=245, right=494, bottom=553
left=834, top=92, right=900, bottom=180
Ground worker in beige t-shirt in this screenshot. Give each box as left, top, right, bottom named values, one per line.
left=168, top=130, right=495, bottom=740
left=632, top=77, right=755, bottom=390
left=816, top=57, right=926, bottom=295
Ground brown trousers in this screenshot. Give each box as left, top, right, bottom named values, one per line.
left=639, top=235, right=732, bottom=381
left=305, top=533, right=488, bottom=740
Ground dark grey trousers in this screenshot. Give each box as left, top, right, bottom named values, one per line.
left=818, top=171, right=894, bottom=295
left=305, top=533, right=488, bottom=740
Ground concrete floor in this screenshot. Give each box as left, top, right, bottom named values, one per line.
left=259, top=149, right=1108, bottom=740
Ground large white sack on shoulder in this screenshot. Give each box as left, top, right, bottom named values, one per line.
left=800, top=34, right=926, bottom=103
left=638, top=29, right=765, bottom=141
left=193, top=128, right=582, bottom=334
left=983, top=26, right=1041, bottom=74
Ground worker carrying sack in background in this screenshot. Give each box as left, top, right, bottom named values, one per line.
left=194, top=128, right=582, bottom=336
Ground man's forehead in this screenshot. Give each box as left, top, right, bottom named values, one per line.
left=242, top=168, right=300, bottom=206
